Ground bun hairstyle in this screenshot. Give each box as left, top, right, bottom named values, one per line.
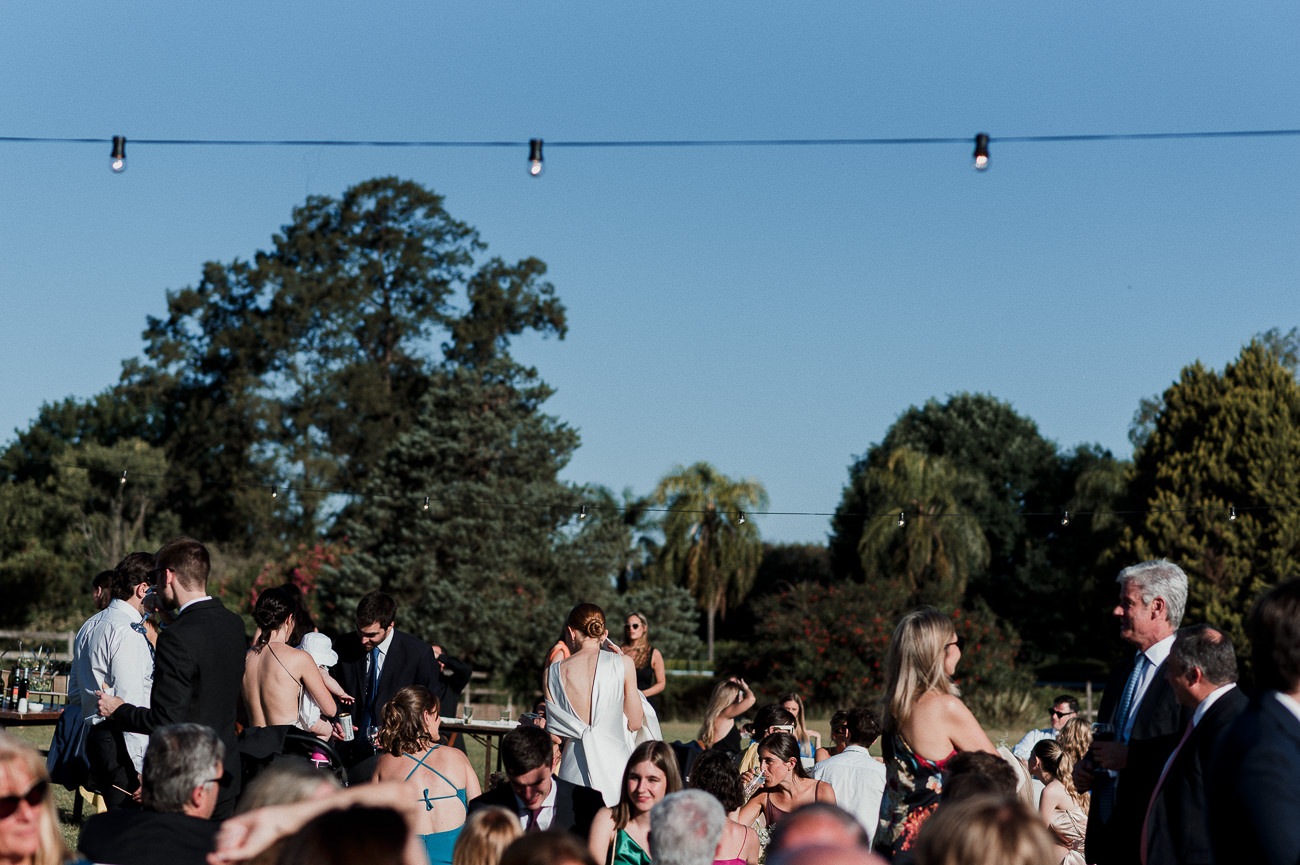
left=252, top=586, right=296, bottom=649
left=566, top=603, right=606, bottom=642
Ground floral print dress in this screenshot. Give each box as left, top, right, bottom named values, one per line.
left=873, top=732, right=953, bottom=859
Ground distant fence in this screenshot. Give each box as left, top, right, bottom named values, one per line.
left=0, top=630, right=76, bottom=663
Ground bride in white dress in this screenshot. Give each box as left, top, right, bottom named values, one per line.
left=545, top=603, right=645, bottom=806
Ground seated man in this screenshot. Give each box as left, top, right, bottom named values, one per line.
left=78, top=724, right=226, bottom=865
left=1011, top=695, right=1078, bottom=761
left=468, top=725, right=604, bottom=838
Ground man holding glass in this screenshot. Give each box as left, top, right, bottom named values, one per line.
left=1075, top=560, right=1192, bottom=865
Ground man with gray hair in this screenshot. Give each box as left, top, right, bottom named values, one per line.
left=77, top=723, right=226, bottom=865
left=1141, top=624, right=1245, bottom=865
left=649, top=789, right=726, bottom=865
left=1076, top=559, right=1193, bottom=865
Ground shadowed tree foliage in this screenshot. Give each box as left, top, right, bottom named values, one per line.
left=321, top=360, right=620, bottom=693
left=651, top=462, right=768, bottom=661
left=1121, top=340, right=1300, bottom=652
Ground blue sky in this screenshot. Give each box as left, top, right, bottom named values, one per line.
left=2, top=3, right=1296, bottom=545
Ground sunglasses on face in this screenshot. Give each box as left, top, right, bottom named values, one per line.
left=0, top=780, right=48, bottom=819
left=946, top=636, right=965, bottom=651
left=1050, top=709, right=1076, bottom=719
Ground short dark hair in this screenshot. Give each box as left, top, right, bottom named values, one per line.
left=1249, top=579, right=1300, bottom=693
left=1172, top=624, right=1238, bottom=686
left=93, top=570, right=115, bottom=590
left=1051, top=695, right=1079, bottom=714
left=752, top=704, right=797, bottom=739
left=502, top=725, right=553, bottom=778
left=942, top=751, right=1019, bottom=802
left=155, top=537, right=210, bottom=592
left=357, top=590, right=396, bottom=629
left=687, top=748, right=745, bottom=812
left=845, top=707, right=882, bottom=747
left=113, top=552, right=156, bottom=600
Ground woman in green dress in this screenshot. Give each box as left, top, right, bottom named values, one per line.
left=588, top=741, right=681, bottom=865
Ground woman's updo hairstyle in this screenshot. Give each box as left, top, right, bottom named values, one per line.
left=252, top=586, right=296, bottom=648
left=566, top=603, right=606, bottom=641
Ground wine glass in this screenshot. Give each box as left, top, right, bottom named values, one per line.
left=462, top=703, right=474, bottom=724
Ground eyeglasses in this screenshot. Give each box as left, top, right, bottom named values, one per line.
left=1049, top=709, right=1077, bottom=719
left=0, top=780, right=48, bottom=819
left=947, top=636, right=965, bottom=651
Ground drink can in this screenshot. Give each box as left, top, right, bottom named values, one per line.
left=338, top=712, right=355, bottom=741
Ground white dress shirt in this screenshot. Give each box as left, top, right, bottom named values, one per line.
left=811, top=745, right=886, bottom=845
left=70, top=599, right=154, bottom=772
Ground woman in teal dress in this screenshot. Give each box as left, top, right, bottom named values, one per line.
left=588, top=740, right=681, bottom=865
left=373, top=685, right=481, bottom=865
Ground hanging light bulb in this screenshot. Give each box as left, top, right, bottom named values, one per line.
left=579, top=504, right=588, bottom=519
left=972, top=133, right=990, bottom=171
left=528, top=139, right=544, bottom=177
left=110, top=136, right=127, bottom=173
left=423, top=496, right=430, bottom=511
left=1229, top=506, right=1237, bottom=521
left=119, top=470, right=128, bottom=486
left=737, top=511, right=746, bottom=525
left=898, top=511, right=906, bottom=528
left=1061, top=510, right=1070, bottom=527
left=271, top=486, right=279, bottom=499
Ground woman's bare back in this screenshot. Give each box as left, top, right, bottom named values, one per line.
left=242, top=643, right=307, bottom=727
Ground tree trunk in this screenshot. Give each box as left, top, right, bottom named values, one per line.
left=707, top=603, right=716, bottom=663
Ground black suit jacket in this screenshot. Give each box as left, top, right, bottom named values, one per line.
left=1144, top=685, right=1247, bottom=865
left=332, top=628, right=439, bottom=761
left=468, top=776, right=604, bottom=840
left=1208, top=692, right=1300, bottom=865
left=113, top=598, right=247, bottom=813
left=1085, top=651, right=1193, bottom=865
left=79, top=807, right=219, bottom=865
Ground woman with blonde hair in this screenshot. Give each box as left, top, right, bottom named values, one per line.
left=547, top=604, right=643, bottom=807
left=0, top=731, right=73, bottom=865
left=695, top=678, right=755, bottom=758
left=874, top=607, right=996, bottom=858
left=621, top=613, right=666, bottom=711
left=775, top=692, right=820, bottom=769
left=372, top=685, right=482, bottom=865
left=452, top=807, right=522, bottom=865
left=587, top=741, right=682, bottom=865
left=1054, top=716, right=1092, bottom=764
left=912, top=794, right=1056, bottom=865
left=1030, top=735, right=1089, bottom=864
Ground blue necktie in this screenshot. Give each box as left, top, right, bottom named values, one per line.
left=130, top=621, right=156, bottom=663
left=1094, top=653, right=1148, bottom=822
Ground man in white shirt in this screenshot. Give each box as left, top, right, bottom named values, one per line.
left=811, top=707, right=886, bottom=844
left=69, top=552, right=156, bottom=808
left=1011, top=694, right=1079, bottom=761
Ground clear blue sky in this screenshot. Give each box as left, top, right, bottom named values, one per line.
left=2, top=2, right=1296, bottom=545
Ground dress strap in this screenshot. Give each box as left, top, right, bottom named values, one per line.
left=266, top=644, right=305, bottom=705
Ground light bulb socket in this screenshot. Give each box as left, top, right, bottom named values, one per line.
left=972, top=133, right=990, bottom=171
left=110, top=136, right=127, bottom=173
left=528, top=138, right=544, bottom=176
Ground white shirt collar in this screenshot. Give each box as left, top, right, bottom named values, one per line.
left=1274, top=691, right=1300, bottom=725
left=1141, top=633, right=1176, bottom=668
left=178, top=595, right=212, bottom=615
left=1193, top=682, right=1237, bottom=726
left=106, top=598, right=144, bottom=623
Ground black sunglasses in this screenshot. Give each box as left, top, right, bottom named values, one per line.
left=947, top=636, right=965, bottom=651
left=1050, top=709, right=1076, bottom=719
left=0, top=780, right=48, bottom=819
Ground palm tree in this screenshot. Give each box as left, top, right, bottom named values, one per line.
left=652, top=462, right=768, bottom=662
left=858, top=447, right=989, bottom=606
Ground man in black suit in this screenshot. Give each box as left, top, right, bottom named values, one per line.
left=99, top=538, right=247, bottom=819
left=1141, top=624, right=1246, bottom=865
left=1209, top=578, right=1300, bottom=865
left=1076, top=559, right=1193, bottom=865
left=331, top=590, right=439, bottom=767
left=468, top=725, right=603, bottom=839
left=78, top=723, right=225, bottom=865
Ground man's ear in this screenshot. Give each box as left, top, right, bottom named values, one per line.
left=1150, top=596, right=1167, bottom=619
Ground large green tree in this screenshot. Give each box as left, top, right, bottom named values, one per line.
left=1121, top=340, right=1300, bottom=649
left=322, top=360, right=621, bottom=693
left=650, top=462, right=768, bottom=661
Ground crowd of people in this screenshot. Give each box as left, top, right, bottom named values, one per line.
left=2, top=539, right=1298, bottom=865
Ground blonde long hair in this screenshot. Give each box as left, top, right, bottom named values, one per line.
left=696, top=680, right=744, bottom=748
left=880, top=607, right=959, bottom=733
left=0, top=731, right=73, bottom=865
left=1032, top=739, right=1088, bottom=807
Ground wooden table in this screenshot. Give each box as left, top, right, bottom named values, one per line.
left=0, top=709, right=62, bottom=730
left=439, top=717, right=516, bottom=779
